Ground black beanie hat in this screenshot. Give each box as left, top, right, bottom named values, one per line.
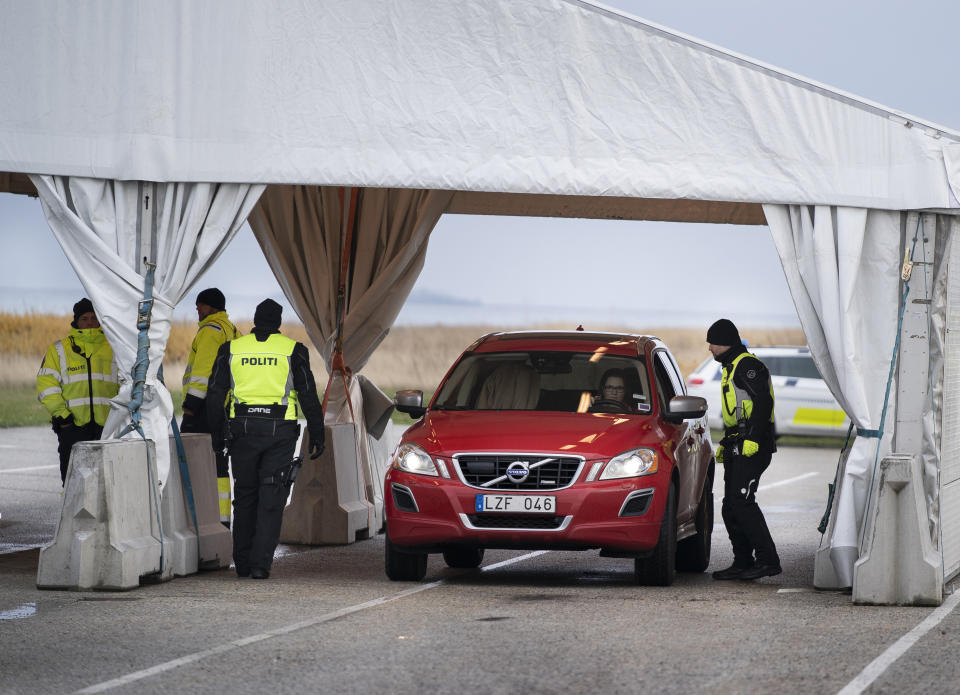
left=253, top=299, right=283, bottom=331
left=196, top=287, right=226, bottom=311
left=71, top=298, right=94, bottom=328
left=706, top=318, right=741, bottom=346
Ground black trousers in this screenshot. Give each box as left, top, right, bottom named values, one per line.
left=721, top=447, right=780, bottom=568
left=229, top=419, right=299, bottom=573
left=55, top=422, right=102, bottom=484
left=181, top=408, right=228, bottom=478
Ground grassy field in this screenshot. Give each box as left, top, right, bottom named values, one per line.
left=2, top=311, right=809, bottom=429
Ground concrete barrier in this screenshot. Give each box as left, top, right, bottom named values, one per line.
left=279, top=424, right=372, bottom=545
left=173, top=433, right=231, bottom=570
left=159, top=437, right=196, bottom=579
left=37, top=439, right=163, bottom=591
left=853, top=454, right=943, bottom=605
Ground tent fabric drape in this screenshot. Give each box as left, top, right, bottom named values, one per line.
left=248, top=185, right=452, bottom=502
left=31, top=175, right=264, bottom=482
left=764, top=204, right=901, bottom=587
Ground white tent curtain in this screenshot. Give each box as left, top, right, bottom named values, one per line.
left=764, top=204, right=901, bottom=588
left=248, top=185, right=452, bottom=504
left=31, top=175, right=265, bottom=482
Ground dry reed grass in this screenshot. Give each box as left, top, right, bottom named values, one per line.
left=0, top=312, right=804, bottom=391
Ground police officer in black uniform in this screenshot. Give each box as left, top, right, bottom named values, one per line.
left=208, top=299, right=325, bottom=579
left=706, top=318, right=782, bottom=581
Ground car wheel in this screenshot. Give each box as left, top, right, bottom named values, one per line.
left=384, top=528, right=428, bottom=581
left=442, top=547, right=485, bottom=569
left=635, top=482, right=677, bottom=586
left=676, top=472, right=713, bottom=573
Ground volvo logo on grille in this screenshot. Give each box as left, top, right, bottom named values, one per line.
left=505, top=461, right=530, bottom=483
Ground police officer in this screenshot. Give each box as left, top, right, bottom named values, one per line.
left=180, top=287, right=240, bottom=526
left=707, top=318, right=781, bottom=580
left=36, top=298, right=119, bottom=484
left=207, top=299, right=325, bottom=579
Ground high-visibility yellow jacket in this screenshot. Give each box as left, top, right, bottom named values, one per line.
left=721, top=350, right=775, bottom=440
left=37, top=328, right=118, bottom=427
left=227, top=333, right=300, bottom=420
left=182, top=311, right=240, bottom=410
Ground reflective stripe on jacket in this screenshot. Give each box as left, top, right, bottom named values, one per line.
left=227, top=333, right=299, bottom=420
left=36, top=328, right=119, bottom=426
left=721, top=351, right=775, bottom=430
left=182, top=311, right=240, bottom=400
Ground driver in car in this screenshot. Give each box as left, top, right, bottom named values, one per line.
left=592, top=368, right=631, bottom=411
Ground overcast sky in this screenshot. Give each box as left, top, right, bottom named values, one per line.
left=1, top=0, right=956, bottom=326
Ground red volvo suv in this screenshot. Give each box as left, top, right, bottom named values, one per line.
left=384, top=331, right=714, bottom=586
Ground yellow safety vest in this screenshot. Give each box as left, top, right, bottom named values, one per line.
left=36, top=328, right=118, bottom=427
left=721, top=351, right=775, bottom=430
left=227, top=333, right=299, bottom=420
left=182, top=311, right=240, bottom=400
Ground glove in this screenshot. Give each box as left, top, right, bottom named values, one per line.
left=714, top=444, right=724, bottom=464
left=309, top=429, right=325, bottom=460
left=742, top=439, right=759, bottom=457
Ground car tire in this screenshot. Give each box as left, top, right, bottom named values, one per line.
left=676, top=471, right=713, bottom=573
left=384, top=528, right=428, bottom=581
left=442, top=547, right=485, bottom=569
left=635, top=482, right=677, bottom=587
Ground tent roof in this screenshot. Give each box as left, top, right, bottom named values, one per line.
left=1, top=0, right=958, bottom=213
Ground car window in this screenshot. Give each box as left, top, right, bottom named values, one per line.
left=762, top=355, right=821, bottom=380
left=433, top=351, right=650, bottom=413
left=653, top=350, right=683, bottom=405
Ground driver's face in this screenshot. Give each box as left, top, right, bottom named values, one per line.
left=602, top=377, right=626, bottom=402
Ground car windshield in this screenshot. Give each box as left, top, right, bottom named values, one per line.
left=433, top=351, right=650, bottom=413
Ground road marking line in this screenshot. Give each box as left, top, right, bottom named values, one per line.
left=836, top=589, right=960, bottom=695
left=482, top=550, right=550, bottom=572
left=74, top=550, right=547, bottom=694
left=0, top=602, right=37, bottom=620
left=0, top=464, right=59, bottom=474
left=758, top=471, right=818, bottom=492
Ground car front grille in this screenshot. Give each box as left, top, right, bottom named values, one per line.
left=454, top=454, right=583, bottom=490
left=466, top=514, right=566, bottom=530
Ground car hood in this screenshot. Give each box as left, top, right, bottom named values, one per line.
left=406, top=410, right=663, bottom=459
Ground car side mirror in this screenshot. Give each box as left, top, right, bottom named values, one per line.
left=665, top=395, right=708, bottom=423
left=395, top=389, right=427, bottom=419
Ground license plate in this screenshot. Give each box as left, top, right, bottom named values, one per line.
left=475, top=494, right=556, bottom=514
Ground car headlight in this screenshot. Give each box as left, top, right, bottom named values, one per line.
left=599, top=448, right=658, bottom=480
left=393, top=443, right=438, bottom=477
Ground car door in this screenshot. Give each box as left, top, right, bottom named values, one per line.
left=653, top=349, right=701, bottom=523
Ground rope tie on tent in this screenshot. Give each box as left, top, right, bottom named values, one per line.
left=115, top=262, right=165, bottom=573
left=856, top=215, right=924, bottom=548
left=817, top=216, right=925, bottom=540
left=160, top=365, right=199, bottom=535
left=321, top=187, right=374, bottom=532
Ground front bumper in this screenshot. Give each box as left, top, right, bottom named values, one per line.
left=384, top=468, right=668, bottom=554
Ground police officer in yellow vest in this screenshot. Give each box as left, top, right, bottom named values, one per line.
left=181, top=287, right=240, bottom=526
left=36, top=298, right=119, bottom=484
left=706, top=318, right=781, bottom=581
left=207, top=299, right=325, bottom=579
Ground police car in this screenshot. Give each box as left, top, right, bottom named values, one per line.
left=685, top=346, right=849, bottom=436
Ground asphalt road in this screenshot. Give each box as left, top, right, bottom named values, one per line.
left=1, top=427, right=958, bottom=695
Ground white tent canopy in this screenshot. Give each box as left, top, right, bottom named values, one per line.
left=1, top=0, right=959, bottom=595
left=1, top=0, right=958, bottom=208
